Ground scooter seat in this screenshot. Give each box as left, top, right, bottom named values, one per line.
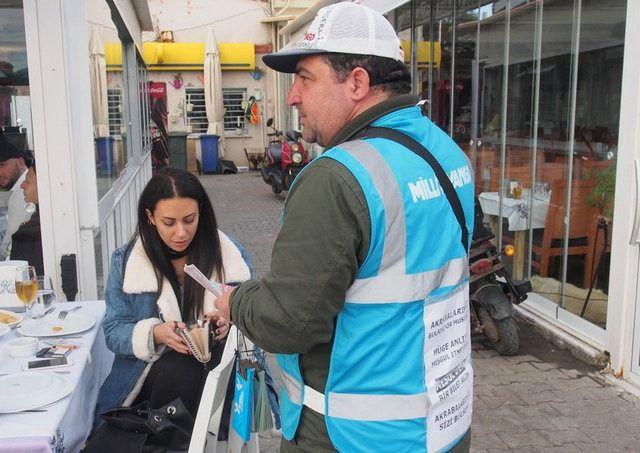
left=269, top=143, right=283, bottom=163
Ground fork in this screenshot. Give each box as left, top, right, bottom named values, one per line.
left=15, top=306, right=55, bottom=328
left=58, top=306, right=81, bottom=319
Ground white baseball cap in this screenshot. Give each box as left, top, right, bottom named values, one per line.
left=263, top=2, right=404, bottom=73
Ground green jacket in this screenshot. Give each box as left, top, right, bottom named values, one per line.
left=231, top=94, right=470, bottom=452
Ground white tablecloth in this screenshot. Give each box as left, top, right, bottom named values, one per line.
left=0, top=301, right=113, bottom=453
left=478, top=191, right=551, bottom=231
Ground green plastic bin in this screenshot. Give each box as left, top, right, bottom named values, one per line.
left=167, top=132, right=188, bottom=170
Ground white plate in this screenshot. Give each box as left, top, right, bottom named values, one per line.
left=0, top=323, right=9, bottom=338
left=17, top=312, right=95, bottom=337
left=0, top=308, right=23, bottom=328
left=0, top=372, right=72, bottom=413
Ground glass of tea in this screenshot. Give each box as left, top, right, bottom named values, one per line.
left=15, top=265, right=38, bottom=318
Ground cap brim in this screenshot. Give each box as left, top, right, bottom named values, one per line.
left=262, top=48, right=327, bottom=73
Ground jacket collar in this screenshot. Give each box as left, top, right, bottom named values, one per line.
left=122, top=232, right=251, bottom=322
left=327, top=94, right=420, bottom=148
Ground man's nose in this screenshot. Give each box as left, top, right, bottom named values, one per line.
left=287, top=83, right=301, bottom=107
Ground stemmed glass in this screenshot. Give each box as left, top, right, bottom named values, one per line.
left=15, top=265, right=38, bottom=318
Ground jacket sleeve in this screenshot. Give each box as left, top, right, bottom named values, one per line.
left=102, top=248, right=162, bottom=361
left=231, top=159, right=370, bottom=354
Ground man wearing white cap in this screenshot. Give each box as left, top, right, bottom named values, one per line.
left=215, top=2, right=474, bottom=451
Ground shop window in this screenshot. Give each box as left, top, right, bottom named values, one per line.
left=223, top=88, right=246, bottom=131
left=107, top=89, right=124, bottom=136
left=186, top=88, right=207, bottom=133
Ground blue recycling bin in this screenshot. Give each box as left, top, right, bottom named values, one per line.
left=200, top=134, right=219, bottom=174
left=96, top=136, right=115, bottom=176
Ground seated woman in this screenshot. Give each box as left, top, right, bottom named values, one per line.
left=94, top=168, right=252, bottom=428
left=10, top=161, right=43, bottom=274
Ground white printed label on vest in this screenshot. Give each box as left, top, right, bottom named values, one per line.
left=423, top=286, right=473, bottom=451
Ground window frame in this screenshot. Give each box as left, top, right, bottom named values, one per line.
left=223, top=88, right=247, bottom=132
left=185, top=87, right=208, bottom=133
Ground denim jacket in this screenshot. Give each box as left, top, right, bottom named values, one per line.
left=94, top=231, right=252, bottom=424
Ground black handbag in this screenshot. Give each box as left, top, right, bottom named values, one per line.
left=84, top=398, right=194, bottom=453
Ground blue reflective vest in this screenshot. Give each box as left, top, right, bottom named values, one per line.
left=278, top=106, right=475, bottom=452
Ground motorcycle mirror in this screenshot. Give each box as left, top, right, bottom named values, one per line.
left=266, top=117, right=274, bottom=127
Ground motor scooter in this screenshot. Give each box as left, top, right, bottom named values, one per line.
left=261, top=118, right=309, bottom=194
left=469, top=198, right=532, bottom=355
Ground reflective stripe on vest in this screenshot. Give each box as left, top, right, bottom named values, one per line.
left=281, top=368, right=302, bottom=405
left=345, top=256, right=469, bottom=303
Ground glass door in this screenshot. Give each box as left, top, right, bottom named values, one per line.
left=453, top=1, right=480, bottom=169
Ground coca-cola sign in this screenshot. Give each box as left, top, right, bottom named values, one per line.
left=149, top=82, right=166, bottom=99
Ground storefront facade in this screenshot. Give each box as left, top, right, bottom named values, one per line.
left=278, top=0, right=640, bottom=387
left=1, top=0, right=153, bottom=299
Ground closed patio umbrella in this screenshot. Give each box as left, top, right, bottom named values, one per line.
left=204, top=27, right=225, bottom=157
left=89, top=27, right=110, bottom=138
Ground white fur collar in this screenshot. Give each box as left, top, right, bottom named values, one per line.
left=122, top=231, right=251, bottom=322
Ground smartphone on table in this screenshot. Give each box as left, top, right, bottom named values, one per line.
left=23, top=357, right=74, bottom=371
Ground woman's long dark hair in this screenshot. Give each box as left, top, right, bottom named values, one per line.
left=137, top=168, right=224, bottom=322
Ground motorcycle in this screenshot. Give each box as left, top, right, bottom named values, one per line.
left=261, top=118, right=309, bottom=194
left=469, top=198, right=532, bottom=355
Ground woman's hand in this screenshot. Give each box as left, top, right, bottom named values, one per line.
left=153, top=321, right=190, bottom=354
left=204, top=313, right=231, bottom=341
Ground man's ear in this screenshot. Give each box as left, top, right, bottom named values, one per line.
left=349, top=67, right=372, bottom=102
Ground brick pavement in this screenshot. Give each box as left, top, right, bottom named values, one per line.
left=200, top=172, right=640, bottom=452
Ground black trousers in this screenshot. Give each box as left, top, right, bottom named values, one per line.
left=134, top=340, right=225, bottom=418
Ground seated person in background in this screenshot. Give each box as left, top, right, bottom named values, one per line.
left=10, top=161, right=43, bottom=274
left=94, top=168, right=251, bottom=429
left=0, top=133, right=29, bottom=259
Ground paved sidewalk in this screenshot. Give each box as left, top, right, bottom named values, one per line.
left=201, top=172, right=640, bottom=452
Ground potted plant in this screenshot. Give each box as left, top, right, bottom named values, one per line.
left=585, top=165, right=616, bottom=221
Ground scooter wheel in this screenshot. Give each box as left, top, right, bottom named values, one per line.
left=271, top=182, right=283, bottom=194
left=478, top=307, right=519, bottom=356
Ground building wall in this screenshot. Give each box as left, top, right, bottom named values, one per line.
left=145, top=0, right=279, bottom=166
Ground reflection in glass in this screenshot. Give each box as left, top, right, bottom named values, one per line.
left=454, top=1, right=479, bottom=171
left=432, top=0, right=455, bottom=135
left=0, top=5, right=33, bottom=147
left=558, top=0, right=625, bottom=327
left=385, top=0, right=625, bottom=330
left=89, top=0, right=127, bottom=198
left=501, top=0, right=540, bottom=281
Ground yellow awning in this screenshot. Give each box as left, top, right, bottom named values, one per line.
left=105, top=42, right=256, bottom=71
left=105, top=43, right=123, bottom=71
left=401, top=40, right=441, bottom=69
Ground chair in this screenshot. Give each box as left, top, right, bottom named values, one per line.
left=531, top=179, right=600, bottom=288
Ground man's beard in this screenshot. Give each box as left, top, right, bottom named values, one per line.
left=301, top=127, right=316, bottom=145
left=0, top=175, right=18, bottom=190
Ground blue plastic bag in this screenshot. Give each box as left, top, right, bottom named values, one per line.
left=232, top=364, right=255, bottom=441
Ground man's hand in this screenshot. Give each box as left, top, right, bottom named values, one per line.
left=214, top=285, right=235, bottom=323
left=204, top=313, right=231, bottom=341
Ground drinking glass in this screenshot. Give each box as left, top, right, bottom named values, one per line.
left=15, top=265, right=38, bottom=318
left=37, top=275, right=56, bottom=308
left=513, top=184, right=523, bottom=200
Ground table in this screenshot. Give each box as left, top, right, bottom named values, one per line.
left=478, top=191, right=551, bottom=279
left=0, top=301, right=113, bottom=453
